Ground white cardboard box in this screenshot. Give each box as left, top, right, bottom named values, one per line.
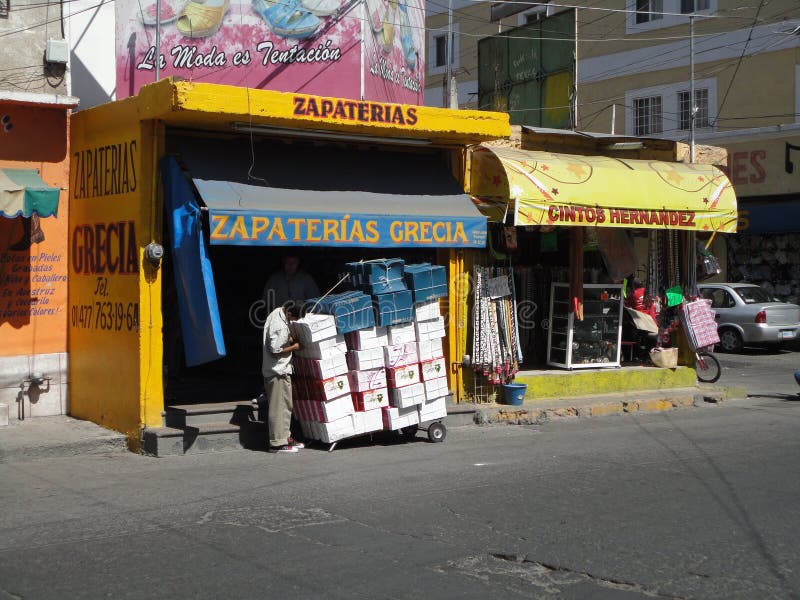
left=348, top=368, right=388, bottom=392
left=387, top=322, right=417, bottom=345
left=417, top=339, right=444, bottom=362
left=348, top=347, right=385, bottom=371
left=317, top=395, right=355, bottom=422
left=298, top=353, right=348, bottom=380
left=352, top=387, right=389, bottom=411
left=312, top=374, right=351, bottom=401
left=353, top=409, right=384, bottom=434
left=346, top=326, right=388, bottom=350
left=424, top=376, right=449, bottom=401
left=418, top=395, right=447, bottom=422
left=382, top=405, right=420, bottom=430
left=316, top=414, right=356, bottom=443
left=414, top=300, right=441, bottom=322
left=390, top=382, right=425, bottom=408
left=415, top=317, right=446, bottom=340
left=383, top=343, right=419, bottom=369
left=297, top=336, right=346, bottom=360
left=291, top=314, right=338, bottom=343
left=420, top=357, right=447, bottom=381
left=387, top=363, right=421, bottom=388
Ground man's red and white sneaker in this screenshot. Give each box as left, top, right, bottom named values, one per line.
left=288, top=438, right=305, bottom=449
left=268, top=444, right=298, bottom=454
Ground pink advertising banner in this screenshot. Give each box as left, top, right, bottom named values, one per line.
left=115, top=0, right=424, bottom=104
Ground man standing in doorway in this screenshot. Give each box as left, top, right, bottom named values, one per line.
left=263, top=301, right=303, bottom=454
left=263, top=254, right=320, bottom=313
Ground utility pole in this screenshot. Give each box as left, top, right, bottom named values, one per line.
left=155, top=0, right=162, bottom=81
left=689, top=8, right=695, bottom=163
left=445, top=0, right=454, bottom=108
left=572, top=7, right=578, bottom=129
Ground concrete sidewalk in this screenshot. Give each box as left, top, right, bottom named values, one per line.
left=446, top=384, right=748, bottom=426
left=0, top=415, right=128, bottom=463
left=0, top=385, right=747, bottom=461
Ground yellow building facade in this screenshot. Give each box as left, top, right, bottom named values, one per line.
left=68, top=79, right=509, bottom=449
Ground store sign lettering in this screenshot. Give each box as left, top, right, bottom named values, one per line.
left=547, top=206, right=696, bottom=228
left=73, top=140, right=138, bottom=199
left=72, top=221, right=139, bottom=275
left=292, top=96, right=418, bottom=126
left=726, top=150, right=767, bottom=185
left=208, top=212, right=485, bottom=248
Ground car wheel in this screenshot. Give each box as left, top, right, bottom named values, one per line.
left=718, top=328, right=743, bottom=353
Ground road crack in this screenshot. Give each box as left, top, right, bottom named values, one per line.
left=490, top=553, right=686, bottom=599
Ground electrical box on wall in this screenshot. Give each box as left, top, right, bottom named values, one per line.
left=45, top=39, right=69, bottom=64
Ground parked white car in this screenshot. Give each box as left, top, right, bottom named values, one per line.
left=698, top=283, right=800, bottom=352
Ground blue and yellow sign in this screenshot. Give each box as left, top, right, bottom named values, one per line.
left=208, top=210, right=487, bottom=248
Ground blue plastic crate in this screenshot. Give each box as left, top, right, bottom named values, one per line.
left=346, top=259, right=407, bottom=295
left=403, top=263, right=448, bottom=303
left=373, top=290, right=414, bottom=327
left=308, top=291, right=375, bottom=334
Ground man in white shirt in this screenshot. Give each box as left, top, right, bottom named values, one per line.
left=263, top=255, right=320, bottom=313
left=263, top=301, right=303, bottom=453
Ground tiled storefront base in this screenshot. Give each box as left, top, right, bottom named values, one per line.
left=0, top=353, right=68, bottom=422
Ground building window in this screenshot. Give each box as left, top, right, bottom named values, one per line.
left=678, top=88, right=709, bottom=129
left=428, top=24, right=459, bottom=76
left=634, top=96, right=663, bottom=135
left=680, top=0, right=710, bottom=12
left=635, top=0, right=663, bottom=24
left=434, top=32, right=455, bottom=68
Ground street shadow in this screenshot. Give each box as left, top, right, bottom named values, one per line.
left=303, top=430, right=427, bottom=452
left=747, top=393, right=800, bottom=402
left=634, top=415, right=799, bottom=599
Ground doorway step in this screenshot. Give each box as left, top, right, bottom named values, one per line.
left=142, top=400, right=267, bottom=456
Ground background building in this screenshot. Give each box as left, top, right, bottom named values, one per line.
left=427, top=0, right=800, bottom=302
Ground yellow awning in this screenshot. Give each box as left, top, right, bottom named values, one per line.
left=469, top=146, right=738, bottom=233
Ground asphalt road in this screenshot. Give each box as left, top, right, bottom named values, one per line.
left=714, top=344, right=799, bottom=399
left=1, top=351, right=798, bottom=600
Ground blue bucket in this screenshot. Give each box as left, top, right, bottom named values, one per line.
left=502, top=383, right=527, bottom=405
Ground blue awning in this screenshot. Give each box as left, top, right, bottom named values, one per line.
left=192, top=180, right=488, bottom=248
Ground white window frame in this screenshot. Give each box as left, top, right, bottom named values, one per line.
left=516, top=2, right=570, bottom=27
left=626, top=0, right=715, bottom=34
left=678, top=87, right=710, bottom=130
left=626, top=78, right=717, bottom=138
left=680, top=0, right=710, bottom=13
left=428, top=24, right=459, bottom=76
left=633, top=95, right=664, bottom=136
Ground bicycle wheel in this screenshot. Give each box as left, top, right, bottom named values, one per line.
left=695, top=351, right=721, bottom=384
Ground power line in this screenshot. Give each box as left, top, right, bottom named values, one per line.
left=712, top=0, right=765, bottom=126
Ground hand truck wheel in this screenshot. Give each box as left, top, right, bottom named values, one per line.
left=427, top=422, right=446, bottom=443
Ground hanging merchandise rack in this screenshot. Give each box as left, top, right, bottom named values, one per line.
left=471, top=262, right=523, bottom=399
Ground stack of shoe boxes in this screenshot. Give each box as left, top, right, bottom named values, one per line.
left=293, top=260, right=450, bottom=445
left=346, top=326, right=390, bottom=429
left=291, top=314, right=355, bottom=443
left=413, top=299, right=448, bottom=422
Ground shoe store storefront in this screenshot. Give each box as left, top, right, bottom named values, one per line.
left=465, top=135, right=738, bottom=403
left=68, top=79, right=509, bottom=449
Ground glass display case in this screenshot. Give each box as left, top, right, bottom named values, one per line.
left=547, top=283, right=623, bottom=369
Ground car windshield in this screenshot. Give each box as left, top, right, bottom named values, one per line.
left=732, top=286, right=775, bottom=304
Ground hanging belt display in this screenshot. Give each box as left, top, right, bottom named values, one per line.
left=472, top=263, right=522, bottom=388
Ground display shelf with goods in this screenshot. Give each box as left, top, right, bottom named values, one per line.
left=547, top=283, right=623, bottom=369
